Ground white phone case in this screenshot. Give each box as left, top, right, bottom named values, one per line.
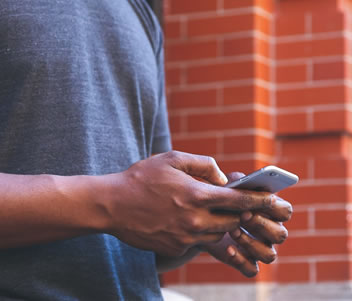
left=225, top=165, right=299, bottom=193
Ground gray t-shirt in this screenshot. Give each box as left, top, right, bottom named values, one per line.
left=0, top=0, right=171, bottom=300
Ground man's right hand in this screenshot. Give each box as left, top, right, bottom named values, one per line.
left=101, top=151, right=275, bottom=257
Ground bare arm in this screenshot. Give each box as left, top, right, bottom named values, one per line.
left=0, top=173, right=108, bottom=248
left=0, top=151, right=275, bottom=257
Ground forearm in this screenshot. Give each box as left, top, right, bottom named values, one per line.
left=0, top=173, right=108, bottom=249
left=156, top=247, right=201, bottom=273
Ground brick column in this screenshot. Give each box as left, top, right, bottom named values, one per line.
left=163, top=0, right=352, bottom=300
left=163, top=0, right=275, bottom=290
left=274, top=0, right=352, bottom=291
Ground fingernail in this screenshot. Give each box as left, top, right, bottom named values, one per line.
left=241, top=211, right=253, bottom=222
left=232, top=228, right=241, bottom=238
left=227, top=246, right=236, bottom=257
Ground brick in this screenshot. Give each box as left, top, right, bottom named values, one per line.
left=276, top=112, right=308, bottom=135
left=313, top=61, right=344, bottom=81
left=312, top=12, right=344, bottom=34
left=276, top=85, right=345, bottom=108
left=185, top=262, right=256, bottom=283
left=347, top=63, right=352, bottom=80
left=169, top=115, right=182, bottom=134
left=223, top=0, right=274, bottom=13
left=166, top=67, right=182, bottom=86
left=278, top=235, right=348, bottom=256
left=315, top=209, right=347, bottom=230
left=172, top=136, right=218, bottom=156
left=188, top=14, right=254, bottom=37
left=187, top=110, right=257, bottom=132
left=218, top=160, right=272, bottom=176
left=223, top=134, right=274, bottom=156
left=276, top=0, right=337, bottom=14
left=280, top=136, right=344, bottom=158
left=256, top=135, right=275, bottom=156
left=187, top=12, right=271, bottom=37
left=166, top=40, right=218, bottom=62
left=168, top=0, right=217, bottom=15
left=255, top=14, right=271, bottom=35
left=256, top=263, right=275, bottom=282
left=256, top=62, right=270, bottom=81
left=276, top=37, right=344, bottom=60
left=284, top=210, right=309, bottom=231
left=186, top=61, right=255, bottom=84
left=256, top=38, right=270, bottom=58
left=223, top=135, right=255, bottom=155
left=278, top=159, right=309, bottom=180
left=313, top=110, right=347, bottom=132
left=275, top=14, right=306, bottom=36
left=314, top=157, right=349, bottom=178
left=274, top=262, right=310, bottom=283
left=342, top=136, right=352, bottom=157
left=223, top=85, right=270, bottom=106
left=279, top=184, right=348, bottom=205
left=256, top=110, right=272, bottom=130
left=224, top=37, right=268, bottom=58
left=223, top=37, right=254, bottom=57
left=276, top=64, right=307, bottom=83
left=316, top=261, right=350, bottom=281
left=217, top=159, right=259, bottom=175
left=165, top=20, right=182, bottom=39
left=162, top=268, right=182, bottom=284
left=168, top=88, right=217, bottom=110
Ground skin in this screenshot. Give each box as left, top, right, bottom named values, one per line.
left=156, top=172, right=292, bottom=277
left=0, top=150, right=292, bottom=278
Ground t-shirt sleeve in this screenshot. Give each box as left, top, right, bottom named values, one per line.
left=152, top=32, right=172, bottom=154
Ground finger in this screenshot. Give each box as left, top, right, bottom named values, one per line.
left=202, top=233, right=259, bottom=278
left=195, top=233, right=226, bottom=245
left=257, top=196, right=293, bottom=222
left=203, top=185, right=274, bottom=212
left=205, top=213, right=241, bottom=233
left=241, top=213, right=288, bottom=244
left=226, top=172, right=245, bottom=183
left=165, top=151, right=228, bottom=186
left=230, top=228, right=277, bottom=264
left=226, top=245, right=259, bottom=277
left=188, top=211, right=241, bottom=234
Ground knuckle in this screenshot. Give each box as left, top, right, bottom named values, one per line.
left=205, top=155, right=216, bottom=166
left=166, top=150, right=182, bottom=163
left=234, top=255, right=246, bottom=267
left=237, top=192, right=253, bottom=210
left=250, top=214, right=266, bottom=231
left=263, top=194, right=274, bottom=209
left=190, top=189, right=206, bottom=205
left=188, top=216, right=205, bottom=232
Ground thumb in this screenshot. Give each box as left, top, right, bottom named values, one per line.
left=167, top=151, right=228, bottom=186
left=226, top=172, right=246, bottom=183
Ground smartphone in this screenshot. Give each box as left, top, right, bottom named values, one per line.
left=225, top=165, right=299, bottom=193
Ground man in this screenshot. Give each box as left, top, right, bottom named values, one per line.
left=0, top=0, right=292, bottom=300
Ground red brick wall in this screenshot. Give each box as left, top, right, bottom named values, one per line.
left=163, top=0, right=352, bottom=285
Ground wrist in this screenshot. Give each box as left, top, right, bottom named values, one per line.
left=52, top=174, right=114, bottom=235
left=86, top=172, right=128, bottom=234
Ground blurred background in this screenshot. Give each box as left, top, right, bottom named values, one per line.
left=150, top=0, right=352, bottom=300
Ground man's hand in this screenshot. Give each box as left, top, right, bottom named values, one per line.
left=102, top=151, right=275, bottom=257
left=201, top=172, right=292, bottom=277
